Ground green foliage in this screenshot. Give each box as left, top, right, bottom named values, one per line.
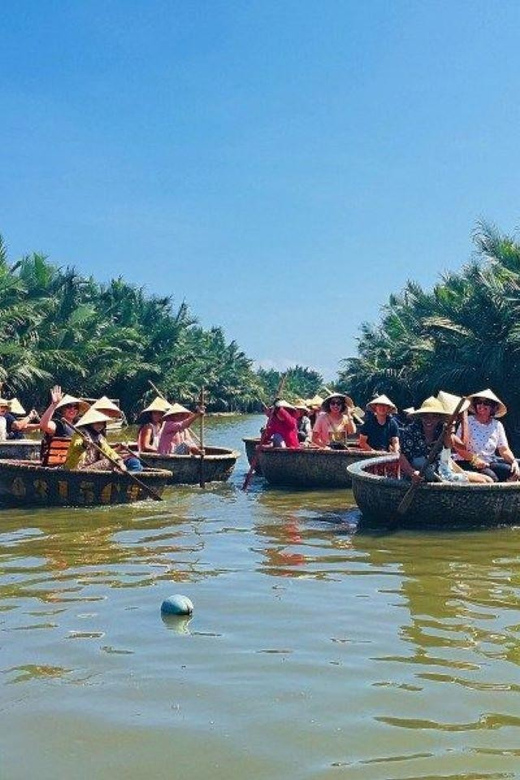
left=0, top=235, right=273, bottom=416
left=256, top=365, right=324, bottom=405
left=340, top=221, right=520, bottom=443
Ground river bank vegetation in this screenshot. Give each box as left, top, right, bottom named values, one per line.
left=0, top=236, right=323, bottom=417
left=339, top=222, right=520, bottom=445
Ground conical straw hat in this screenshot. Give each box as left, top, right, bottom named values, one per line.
left=305, top=395, right=324, bottom=409
left=91, top=396, right=123, bottom=419
left=142, top=396, right=171, bottom=414
left=8, top=398, right=26, bottom=415
left=75, top=408, right=113, bottom=428
left=55, top=394, right=90, bottom=414
left=0, top=397, right=10, bottom=407
left=468, top=388, right=507, bottom=418
left=437, top=391, right=470, bottom=415
left=408, top=396, right=451, bottom=416
left=322, top=393, right=354, bottom=410
left=163, top=403, right=191, bottom=419
left=366, top=394, right=397, bottom=414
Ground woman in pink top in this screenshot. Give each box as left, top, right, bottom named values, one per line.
left=157, top=403, right=205, bottom=455
left=312, top=393, right=356, bottom=448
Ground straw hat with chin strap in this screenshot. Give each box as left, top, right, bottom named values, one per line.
left=468, top=388, right=507, bottom=418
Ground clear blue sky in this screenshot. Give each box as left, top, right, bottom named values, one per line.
left=2, top=1, right=520, bottom=380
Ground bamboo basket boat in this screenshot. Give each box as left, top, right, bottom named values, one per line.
left=348, top=454, right=520, bottom=528
left=0, top=440, right=41, bottom=461
left=257, top=446, right=377, bottom=488
left=0, top=460, right=171, bottom=507
left=243, top=437, right=262, bottom=475
left=140, top=446, right=240, bottom=485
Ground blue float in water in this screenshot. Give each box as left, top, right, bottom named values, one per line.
left=161, top=594, right=194, bottom=616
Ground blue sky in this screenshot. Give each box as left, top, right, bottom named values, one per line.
left=2, top=1, right=520, bottom=380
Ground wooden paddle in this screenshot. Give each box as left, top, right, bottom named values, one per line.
left=68, top=422, right=164, bottom=502
left=396, top=396, right=466, bottom=517
left=242, top=373, right=287, bottom=491
left=199, top=387, right=205, bottom=488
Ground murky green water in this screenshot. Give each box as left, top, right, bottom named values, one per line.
left=2, top=416, right=520, bottom=779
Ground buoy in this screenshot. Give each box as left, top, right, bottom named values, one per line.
left=161, top=594, right=194, bottom=616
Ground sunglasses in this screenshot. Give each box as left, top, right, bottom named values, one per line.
left=475, top=400, right=494, bottom=407
left=330, top=401, right=343, bottom=407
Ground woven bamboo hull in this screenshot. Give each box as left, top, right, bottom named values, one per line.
left=243, top=438, right=262, bottom=475
left=348, top=455, right=520, bottom=528
left=257, top=447, right=377, bottom=488
left=141, top=446, right=240, bottom=484
left=0, top=440, right=40, bottom=461
left=0, top=460, right=171, bottom=507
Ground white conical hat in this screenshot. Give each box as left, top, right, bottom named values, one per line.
left=141, top=396, right=171, bottom=414
left=322, top=393, right=354, bottom=410
left=408, top=396, right=451, bottom=416
left=366, top=394, right=397, bottom=414
left=75, top=408, right=113, bottom=428
left=8, top=398, right=26, bottom=415
left=468, top=388, right=507, bottom=418
left=55, top=394, right=90, bottom=414
left=437, top=391, right=470, bottom=415
left=163, top=403, right=191, bottom=418
left=91, top=396, right=123, bottom=419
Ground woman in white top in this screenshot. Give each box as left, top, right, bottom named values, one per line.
left=454, top=388, right=519, bottom=482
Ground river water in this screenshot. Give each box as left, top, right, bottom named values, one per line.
left=2, top=415, right=520, bottom=779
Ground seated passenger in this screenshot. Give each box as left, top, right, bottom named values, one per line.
left=137, top=396, right=171, bottom=453
left=358, top=394, right=400, bottom=453
left=39, top=385, right=89, bottom=440
left=264, top=400, right=299, bottom=449
left=399, top=396, right=452, bottom=482
left=157, top=403, right=205, bottom=455
left=436, top=391, right=492, bottom=484
left=453, top=389, right=519, bottom=482
left=64, top=408, right=142, bottom=472
left=294, top=400, right=312, bottom=445
left=2, top=398, right=40, bottom=440
left=312, top=393, right=356, bottom=449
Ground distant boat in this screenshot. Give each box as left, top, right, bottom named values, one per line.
left=0, top=460, right=170, bottom=506
left=348, top=454, right=520, bottom=528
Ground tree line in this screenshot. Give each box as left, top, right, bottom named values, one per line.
left=0, top=236, right=324, bottom=417
left=339, top=221, right=520, bottom=446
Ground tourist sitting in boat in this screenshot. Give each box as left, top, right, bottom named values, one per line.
left=0, top=397, right=40, bottom=441
left=311, top=393, right=356, bottom=449
left=453, top=389, right=520, bottom=482
left=358, top=394, right=400, bottom=453
left=39, top=385, right=89, bottom=439
left=294, top=400, right=312, bottom=445
left=399, top=396, right=453, bottom=482
left=157, top=403, right=205, bottom=455
left=137, top=396, right=171, bottom=453
left=63, top=408, right=143, bottom=472
left=263, top=400, right=299, bottom=448
left=305, top=395, right=324, bottom=428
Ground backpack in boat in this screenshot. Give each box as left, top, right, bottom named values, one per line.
left=40, top=435, right=71, bottom=467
